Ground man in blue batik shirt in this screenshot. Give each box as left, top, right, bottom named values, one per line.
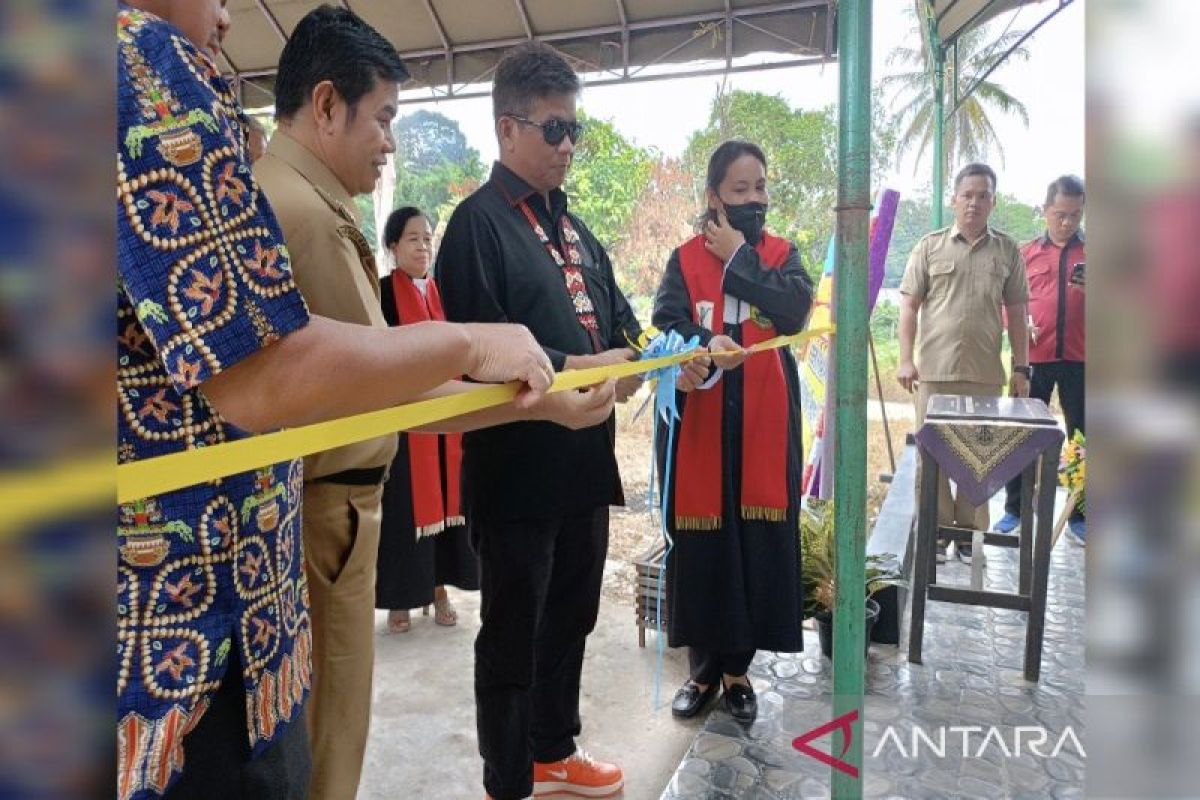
left=116, top=4, right=615, bottom=798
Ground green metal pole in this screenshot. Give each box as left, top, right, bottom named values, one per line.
left=930, top=16, right=946, bottom=228
left=831, top=0, right=870, bottom=797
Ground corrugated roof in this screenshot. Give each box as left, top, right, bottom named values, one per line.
left=922, top=0, right=1056, bottom=49
left=219, top=0, right=836, bottom=105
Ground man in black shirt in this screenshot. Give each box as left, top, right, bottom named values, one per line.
left=437, top=42, right=706, bottom=800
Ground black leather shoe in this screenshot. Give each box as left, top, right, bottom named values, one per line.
left=671, top=680, right=718, bottom=718
left=722, top=681, right=757, bottom=722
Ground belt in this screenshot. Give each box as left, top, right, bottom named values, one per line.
left=310, top=465, right=387, bottom=486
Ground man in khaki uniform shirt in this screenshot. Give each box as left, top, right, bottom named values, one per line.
left=252, top=10, right=408, bottom=799
left=898, top=163, right=1030, bottom=560
left=256, top=136, right=396, bottom=796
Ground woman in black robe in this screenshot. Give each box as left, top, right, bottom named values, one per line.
left=653, top=141, right=814, bottom=721
left=376, top=207, right=479, bottom=632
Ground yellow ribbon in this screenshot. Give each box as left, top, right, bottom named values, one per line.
left=0, top=452, right=114, bottom=534
left=1, top=326, right=833, bottom=529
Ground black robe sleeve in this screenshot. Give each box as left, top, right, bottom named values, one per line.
left=721, top=243, right=815, bottom=335
left=379, top=273, right=400, bottom=327
left=652, top=247, right=715, bottom=347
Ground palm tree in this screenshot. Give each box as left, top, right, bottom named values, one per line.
left=882, top=8, right=1031, bottom=175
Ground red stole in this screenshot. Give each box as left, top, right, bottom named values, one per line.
left=674, top=232, right=792, bottom=530
left=389, top=270, right=465, bottom=537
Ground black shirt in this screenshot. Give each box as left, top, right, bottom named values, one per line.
left=436, top=161, right=642, bottom=522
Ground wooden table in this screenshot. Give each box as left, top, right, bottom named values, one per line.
left=908, top=395, right=1064, bottom=681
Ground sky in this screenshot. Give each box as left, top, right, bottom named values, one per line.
left=390, top=0, right=1085, bottom=207
left=1090, top=0, right=1200, bottom=141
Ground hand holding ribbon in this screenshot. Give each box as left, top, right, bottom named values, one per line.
left=707, top=334, right=746, bottom=371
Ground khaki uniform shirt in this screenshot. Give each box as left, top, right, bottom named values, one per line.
left=899, top=224, right=1029, bottom=386
left=254, top=133, right=397, bottom=479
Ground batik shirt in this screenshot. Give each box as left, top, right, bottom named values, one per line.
left=117, top=8, right=311, bottom=798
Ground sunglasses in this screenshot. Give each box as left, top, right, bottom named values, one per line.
left=504, top=114, right=584, bottom=146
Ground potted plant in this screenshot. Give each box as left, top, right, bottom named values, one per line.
left=800, top=498, right=904, bottom=659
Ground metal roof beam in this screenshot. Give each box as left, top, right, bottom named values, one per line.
left=389, top=0, right=828, bottom=60
left=236, top=49, right=834, bottom=104
left=946, top=0, right=1073, bottom=118
left=514, top=0, right=534, bottom=38
left=419, top=0, right=454, bottom=106
left=421, top=0, right=451, bottom=50
left=724, top=0, right=734, bottom=70
left=937, top=0, right=965, bottom=24
left=941, top=0, right=1002, bottom=50
left=254, top=0, right=288, bottom=43
left=736, top=16, right=808, bottom=52
left=614, top=0, right=630, bottom=77
left=229, top=0, right=834, bottom=90
left=392, top=54, right=832, bottom=105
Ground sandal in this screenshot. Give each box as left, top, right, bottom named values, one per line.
left=386, top=608, right=411, bottom=633
left=431, top=589, right=457, bottom=627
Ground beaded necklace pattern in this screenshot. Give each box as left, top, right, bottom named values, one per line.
left=517, top=201, right=602, bottom=352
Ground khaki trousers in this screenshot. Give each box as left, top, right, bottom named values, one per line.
left=301, top=481, right=384, bottom=800
left=915, top=381, right=1002, bottom=532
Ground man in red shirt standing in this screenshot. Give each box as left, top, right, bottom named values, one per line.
left=995, top=175, right=1086, bottom=544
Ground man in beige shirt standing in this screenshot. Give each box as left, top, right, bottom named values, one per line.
left=898, top=162, right=1030, bottom=563
left=254, top=60, right=398, bottom=800
left=254, top=8, right=617, bottom=798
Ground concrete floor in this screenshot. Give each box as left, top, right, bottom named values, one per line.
left=660, top=492, right=1087, bottom=799
left=358, top=489, right=1085, bottom=799
left=359, top=559, right=698, bottom=800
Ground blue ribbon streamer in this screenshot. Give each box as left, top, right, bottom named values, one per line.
left=638, top=330, right=700, bottom=709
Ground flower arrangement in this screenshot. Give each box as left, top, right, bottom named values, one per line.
left=1059, top=430, right=1086, bottom=515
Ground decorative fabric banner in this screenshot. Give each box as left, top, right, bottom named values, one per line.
left=799, top=188, right=899, bottom=497
left=915, top=420, right=1064, bottom=507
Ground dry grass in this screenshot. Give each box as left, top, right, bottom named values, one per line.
left=866, top=416, right=914, bottom=527
left=602, top=390, right=914, bottom=609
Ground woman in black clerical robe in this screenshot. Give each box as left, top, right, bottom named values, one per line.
left=375, top=207, right=479, bottom=632
left=653, top=141, right=814, bottom=722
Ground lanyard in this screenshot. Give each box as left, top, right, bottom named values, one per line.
left=517, top=200, right=602, bottom=352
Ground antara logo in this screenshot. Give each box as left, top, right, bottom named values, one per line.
left=792, top=710, right=1086, bottom=775
left=792, top=710, right=861, bottom=777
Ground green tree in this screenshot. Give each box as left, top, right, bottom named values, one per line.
left=884, top=197, right=934, bottom=288
left=990, top=192, right=1043, bottom=243
left=564, top=110, right=653, bottom=252
left=883, top=10, right=1030, bottom=176
left=355, top=195, right=378, bottom=251
left=682, top=89, right=896, bottom=275
left=883, top=192, right=1045, bottom=288
left=391, top=110, right=484, bottom=228
left=396, top=109, right=475, bottom=170
left=869, top=299, right=900, bottom=342
left=609, top=157, right=696, bottom=309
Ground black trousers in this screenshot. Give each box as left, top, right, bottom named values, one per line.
left=471, top=506, right=609, bottom=800
left=164, top=652, right=310, bottom=800
left=688, top=648, right=755, bottom=685
left=1004, top=360, right=1085, bottom=520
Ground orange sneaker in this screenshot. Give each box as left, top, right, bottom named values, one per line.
left=532, top=749, right=623, bottom=797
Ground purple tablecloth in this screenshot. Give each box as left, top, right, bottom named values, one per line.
left=916, top=420, right=1064, bottom=507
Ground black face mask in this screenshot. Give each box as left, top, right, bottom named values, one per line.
left=722, top=201, right=768, bottom=245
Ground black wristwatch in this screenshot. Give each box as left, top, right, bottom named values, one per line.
left=1012, top=365, right=1032, bottom=377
